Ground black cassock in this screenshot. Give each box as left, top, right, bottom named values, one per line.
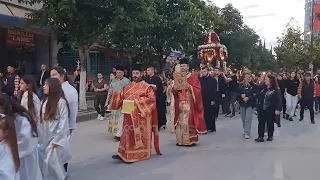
left=145, top=75, right=167, bottom=129
left=199, top=75, right=216, bottom=131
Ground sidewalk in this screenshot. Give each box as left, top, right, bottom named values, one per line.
left=77, top=100, right=99, bottom=122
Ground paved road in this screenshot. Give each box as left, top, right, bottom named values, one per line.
left=69, top=111, right=320, bottom=180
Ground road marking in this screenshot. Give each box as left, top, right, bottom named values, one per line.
left=274, top=160, right=284, bottom=179
left=274, top=129, right=280, bottom=137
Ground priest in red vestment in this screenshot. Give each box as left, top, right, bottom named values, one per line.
left=110, top=64, right=161, bottom=163
left=173, top=58, right=207, bottom=146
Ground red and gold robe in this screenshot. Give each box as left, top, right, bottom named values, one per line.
left=110, top=81, right=161, bottom=162
left=173, top=73, right=207, bottom=146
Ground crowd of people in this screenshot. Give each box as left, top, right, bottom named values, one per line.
left=1, top=58, right=319, bottom=180
left=106, top=59, right=319, bottom=164
left=0, top=63, right=78, bottom=180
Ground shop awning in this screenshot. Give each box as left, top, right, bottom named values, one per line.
left=0, top=2, right=50, bottom=31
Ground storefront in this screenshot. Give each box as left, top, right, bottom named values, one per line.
left=58, top=47, right=132, bottom=79
left=0, top=0, right=58, bottom=75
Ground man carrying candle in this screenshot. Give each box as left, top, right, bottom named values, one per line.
left=173, top=58, right=207, bottom=146
left=110, top=64, right=161, bottom=163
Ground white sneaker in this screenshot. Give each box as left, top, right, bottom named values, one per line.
left=244, top=135, right=250, bottom=139
left=99, top=116, right=105, bottom=121
left=97, top=114, right=101, bottom=120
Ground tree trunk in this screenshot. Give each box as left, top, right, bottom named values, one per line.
left=51, top=33, right=63, bottom=68
left=78, top=47, right=88, bottom=110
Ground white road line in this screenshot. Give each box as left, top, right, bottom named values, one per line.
left=274, top=129, right=280, bottom=137
left=274, top=160, right=284, bottom=179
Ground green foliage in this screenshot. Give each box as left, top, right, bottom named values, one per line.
left=16, top=0, right=274, bottom=72
left=274, top=18, right=310, bottom=71
left=19, top=0, right=155, bottom=50
left=215, top=4, right=274, bottom=71
left=110, top=0, right=225, bottom=68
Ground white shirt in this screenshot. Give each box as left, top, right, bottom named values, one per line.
left=61, top=81, right=78, bottom=130
left=214, top=76, right=219, bottom=91
left=40, top=71, right=45, bottom=86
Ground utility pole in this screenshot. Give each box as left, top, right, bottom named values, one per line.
left=310, top=0, right=315, bottom=74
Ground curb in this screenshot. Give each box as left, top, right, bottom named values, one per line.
left=76, top=111, right=112, bottom=123
left=76, top=112, right=97, bottom=123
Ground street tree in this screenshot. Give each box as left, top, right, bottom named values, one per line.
left=18, top=0, right=156, bottom=110
left=274, top=18, right=310, bottom=71
left=215, top=4, right=263, bottom=70
left=251, top=40, right=277, bottom=72
left=110, top=0, right=225, bottom=70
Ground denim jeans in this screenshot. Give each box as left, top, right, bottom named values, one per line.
left=240, top=107, right=253, bottom=135
left=38, top=86, right=44, bottom=100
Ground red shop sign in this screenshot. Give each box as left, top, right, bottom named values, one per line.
left=6, top=29, right=35, bottom=47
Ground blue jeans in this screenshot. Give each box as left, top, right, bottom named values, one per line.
left=38, top=86, right=44, bottom=100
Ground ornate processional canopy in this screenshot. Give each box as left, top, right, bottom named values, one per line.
left=197, top=32, right=228, bottom=68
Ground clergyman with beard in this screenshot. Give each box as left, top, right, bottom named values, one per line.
left=110, top=64, right=161, bottom=163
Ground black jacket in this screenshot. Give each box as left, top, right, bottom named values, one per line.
left=199, top=75, right=216, bottom=103
left=299, top=80, right=315, bottom=101
left=37, top=70, right=50, bottom=86
left=211, top=75, right=226, bottom=103
left=257, top=87, right=282, bottom=112
left=237, top=82, right=258, bottom=108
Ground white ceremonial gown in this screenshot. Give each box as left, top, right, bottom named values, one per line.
left=20, top=92, right=41, bottom=123
left=0, top=141, right=20, bottom=180
left=61, top=81, right=78, bottom=130
left=38, top=99, right=71, bottom=180
left=15, top=114, right=43, bottom=180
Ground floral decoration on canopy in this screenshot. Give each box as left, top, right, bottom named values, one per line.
left=198, top=32, right=228, bottom=67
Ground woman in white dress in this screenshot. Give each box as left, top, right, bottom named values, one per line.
left=19, top=75, right=41, bottom=123
left=50, top=66, right=78, bottom=175
left=38, top=78, right=71, bottom=180
left=0, top=114, right=20, bottom=180
left=0, top=94, right=42, bottom=180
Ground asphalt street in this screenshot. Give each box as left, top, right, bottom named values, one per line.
left=68, top=111, right=320, bottom=180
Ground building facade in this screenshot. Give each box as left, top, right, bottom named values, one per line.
left=0, top=0, right=59, bottom=74
left=304, top=0, right=320, bottom=41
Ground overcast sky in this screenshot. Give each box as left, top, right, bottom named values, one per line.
left=213, top=0, right=305, bottom=48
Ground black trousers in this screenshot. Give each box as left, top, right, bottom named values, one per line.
left=64, top=163, right=68, bottom=172
left=157, top=98, right=167, bottom=129
left=213, top=102, right=220, bottom=119
left=94, top=95, right=107, bottom=116
left=282, top=97, right=286, bottom=115
left=222, top=93, right=231, bottom=114
left=258, top=109, right=275, bottom=138
left=300, top=99, right=314, bottom=121
left=204, top=103, right=216, bottom=131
